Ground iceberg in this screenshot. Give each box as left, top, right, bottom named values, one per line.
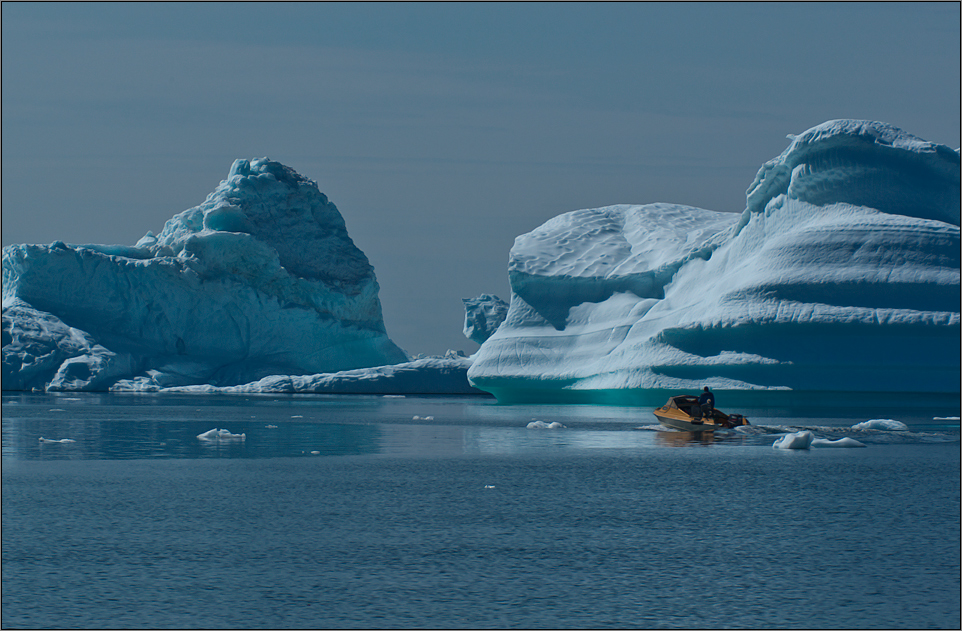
left=467, top=120, right=960, bottom=403
left=462, top=294, right=509, bottom=345
left=3, top=158, right=409, bottom=391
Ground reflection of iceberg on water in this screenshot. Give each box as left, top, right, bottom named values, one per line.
left=468, top=120, right=960, bottom=403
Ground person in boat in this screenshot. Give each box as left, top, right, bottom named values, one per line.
left=697, top=386, right=715, bottom=420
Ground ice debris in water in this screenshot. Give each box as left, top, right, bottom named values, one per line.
left=773, top=430, right=815, bottom=449
left=197, top=428, right=246, bottom=442
left=527, top=420, right=566, bottom=429
left=38, top=437, right=76, bottom=443
left=412, top=415, right=435, bottom=421
left=774, top=431, right=867, bottom=449
left=811, top=437, right=866, bottom=448
left=851, top=419, right=909, bottom=431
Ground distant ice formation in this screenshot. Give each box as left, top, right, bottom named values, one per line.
left=462, top=294, right=509, bottom=344
left=112, top=355, right=480, bottom=395
left=468, top=120, right=960, bottom=403
left=3, top=158, right=408, bottom=391
left=851, top=419, right=910, bottom=431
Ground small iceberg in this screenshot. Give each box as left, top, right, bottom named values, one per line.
left=38, top=437, right=76, bottom=443
left=196, top=428, right=246, bottom=442
left=851, top=419, right=909, bottom=431
left=811, top=437, right=866, bottom=448
left=773, top=430, right=814, bottom=450
left=527, top=420, right=566, bottom=429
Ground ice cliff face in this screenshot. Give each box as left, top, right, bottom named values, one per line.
left=2, top=158, right=408, bottom=390
left=467, top=120, right=961, bottom=402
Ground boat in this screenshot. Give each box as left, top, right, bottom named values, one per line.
left=653, top=395, right=750, bottom=431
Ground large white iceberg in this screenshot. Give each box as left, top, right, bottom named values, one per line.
left=467, top=120, right=960, bottom=403
left=3, top=158, right=409, bottom=391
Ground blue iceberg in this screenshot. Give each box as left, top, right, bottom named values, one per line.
left=3, top=158, right=409, bottom=391
left=467, top=120, right=960, bottom=403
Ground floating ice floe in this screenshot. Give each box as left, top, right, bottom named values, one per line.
left=38, top=437, right=76, bottom=443
left=526, top=420, right=566, bottom=429
left=811, top=437, right=866, bottom=448
left=774, top=431, right=867, bottom=449
left=773, top=430, right=815, bottom=449
left=196, top=428, right=246, bottom=442
left=851, top=419, right=909, bottom=431
left=412, top=415, right=435, bottom=421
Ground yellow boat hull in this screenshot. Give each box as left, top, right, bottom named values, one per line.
left=653, top=395, right=750, bottom=432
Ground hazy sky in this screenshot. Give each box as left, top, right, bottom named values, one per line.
left=3, top=2, right=959, bottom=356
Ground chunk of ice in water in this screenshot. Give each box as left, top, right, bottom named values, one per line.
left=196, top=428, right=246, bottom=441
left=851, top=419, right=909, bottom=431
left=811, top=437, right=866, bottom=448
left=773, top=430, right=814, bottom=449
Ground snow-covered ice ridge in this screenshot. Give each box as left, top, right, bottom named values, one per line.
left=467, top=120, right=960, bottom=403
left=3, top=158, right=409, bottom=391
left=114, top=355, right=480, bottom=395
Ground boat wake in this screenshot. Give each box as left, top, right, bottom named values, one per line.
left=636, top=422, right=959, bottom=445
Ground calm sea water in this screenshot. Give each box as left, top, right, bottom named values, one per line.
left=2, top=392, right=959, bottom=629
